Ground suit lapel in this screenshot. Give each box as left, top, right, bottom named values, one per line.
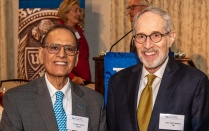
left=148, top=58, right=183, bottom=131
left=32, top=76, right=58, bottom=131
left=127, top=64, right=143, bottom=131
left=71, top=82, right=87, bottom=117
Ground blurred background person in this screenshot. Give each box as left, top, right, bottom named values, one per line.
left=78, top=7, right=85, bottom=30
left=58, top=0, right=91, bottom=85
left=127, top=0, right=150, bottom=52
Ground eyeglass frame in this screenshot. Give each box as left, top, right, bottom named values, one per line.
left=133, top=32, right=170, bottom=44
left=126, top=5, right=147, bottom=11
left=43, top=43, right=78, bottom=56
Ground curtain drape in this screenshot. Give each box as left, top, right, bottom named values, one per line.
left=111, top=0, right=209, bottom=76
left=110, top=0, right=132, bottom=52
left=0, top=0, right=18, bottom=81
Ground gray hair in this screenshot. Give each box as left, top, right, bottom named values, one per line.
left=133, top=6, right=174, bottom=35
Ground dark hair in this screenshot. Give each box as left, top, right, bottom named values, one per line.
left=41, top=24, right=79, bottom=50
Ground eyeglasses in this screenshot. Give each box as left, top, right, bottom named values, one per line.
left=126, top=5, right=145, bottom=11
left=133, top=32, right=170, bottom=44
left=43, top=44, right=77, bottom=56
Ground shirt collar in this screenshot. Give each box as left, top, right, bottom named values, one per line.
left=45, top=73, right=71, bottom=99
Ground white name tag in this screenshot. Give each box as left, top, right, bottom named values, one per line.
left=159, top=113, right=184, bottom=130
left=75, top=31, right=81, bottom=39
left=113, top=68, right=124, bottom=72
left=67, top=115, right=89, bottom=131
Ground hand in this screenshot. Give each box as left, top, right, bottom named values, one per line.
left=72, top=76, right=85, bottom=85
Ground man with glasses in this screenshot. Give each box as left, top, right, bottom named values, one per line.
left=0, top=24, right=107, bottom=131
left=107, top=6, right=209, bottom=131
left=127, top=0, right=150, bottom=52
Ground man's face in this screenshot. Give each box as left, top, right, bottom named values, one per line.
left=39, top=28, right=78, bottom=79
left=134, top=12, right=175, bottom=73
left=127, top=0, right=147, bottom=22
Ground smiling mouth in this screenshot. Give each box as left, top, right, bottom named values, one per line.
left=144, top=51, right=156, bottom=56
left=54, top=62, right=67, bottom=65
left=75, top=17, right=80, bottom=20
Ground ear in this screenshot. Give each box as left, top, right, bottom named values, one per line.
left=38, top=47, right=44, bottom=64
left=74, top=51, right=79, bottom=67
left=168, top=31, right=176, bottom=47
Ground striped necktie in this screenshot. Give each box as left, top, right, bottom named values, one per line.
left=54, top=91, right=67, bottom=131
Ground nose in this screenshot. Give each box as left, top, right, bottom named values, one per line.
left=127, top=9, right=132, bottom=14
left=143, top=36, right=154, bottom=49
left=57, top=47, right=66, bottom=58
left=78, top=9, right=81, bottom=16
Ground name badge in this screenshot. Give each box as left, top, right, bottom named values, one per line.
left=113, top=68, right=124, bottom=72
left=159, top=113, right=184, bottom=130
left=75, top=32, right=81, bottom=39
left=67, top=115, right=89, bottom=131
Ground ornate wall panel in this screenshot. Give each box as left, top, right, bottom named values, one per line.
left=18, top=9, right=58, bottom=80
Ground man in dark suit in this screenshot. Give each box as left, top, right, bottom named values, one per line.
left=0, top=25, right=107, bottom=131
left=107, top=6, right=209, bottom=131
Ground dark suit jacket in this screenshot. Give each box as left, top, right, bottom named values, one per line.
left=107, top=57, right=209, bottom=131
left=0, top=76, right=106, bottom=131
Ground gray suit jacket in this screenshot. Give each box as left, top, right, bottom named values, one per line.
left=0, top=76, right=107, bottom=131
left=107, top=57, right=209, bottom=131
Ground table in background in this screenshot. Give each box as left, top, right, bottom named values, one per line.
left=175, top=58, right=196, bottom=68
left=92, top=57, right=104, bottom=95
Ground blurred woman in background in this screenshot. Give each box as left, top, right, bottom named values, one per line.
left=58, top=0, right=91, bottom=85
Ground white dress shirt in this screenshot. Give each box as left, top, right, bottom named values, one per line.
left=45, top=74, right=72, bottom=115
left=137, top=57, right=169, bottom=108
